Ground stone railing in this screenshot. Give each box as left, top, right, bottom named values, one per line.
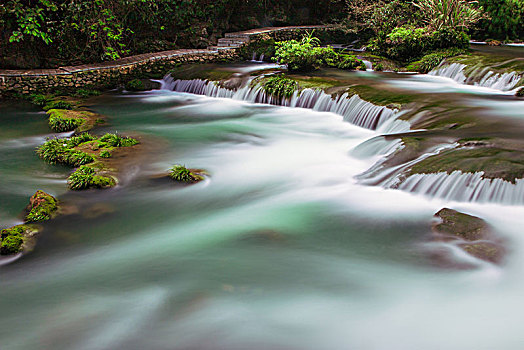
left=0, top=25, right=329, bottom=96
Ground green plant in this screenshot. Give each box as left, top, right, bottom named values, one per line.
left=262, top=75, right=298, bottom=99
left=30, top=94, right=52, bottom=106
left=169, top=165, right=203, bottom=183
left=414, top=0, right=486, bottom=30
left=99, top=133, right=138, bottom=147
left=43, top=100, right=74, bottom=111
left=516, top=88, right=524, bottom=97
left=125, top=79, right=146, bottom=91
left=47, top=110, right=84, bottom=132
left=337, top=55, right=366, bottom=70
left=74, top=89, right=101, bottom=98
left=406, top=47, right=467, bottom=72
left=100, top=150, right=112, bottom=158
left=273, top=33, right=339, bottom=72
left=37, top=138, right=95, bottom=166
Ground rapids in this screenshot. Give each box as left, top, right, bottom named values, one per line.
left=1, top=50, right=524, bottom=349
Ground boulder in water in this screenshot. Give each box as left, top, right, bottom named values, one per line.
left=432, top=208, right=504, bottom=264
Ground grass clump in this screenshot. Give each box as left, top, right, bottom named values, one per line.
left=169, top=165, right=204, bottom=183
left=405, top=48, right=467, bottom=73
left=262, top=75, right=299, bottom=100
left=43, top=100, right=74, bottom=111
left=47, top=109, right=85, bottom=132
left=1, top=232, right=24, bottom=255
left=37, top=138, right=95, bottom=167
left=25, top=190, right=58, bottom=222
left=99, top=133, right=139, bottom=147
left=30, top=94, right=53, bottom=107
left=68, top=165, right=116, bottom=190
left=74, top=89, right=101, bottom=98
left=100, top=150, right=112, bottom=158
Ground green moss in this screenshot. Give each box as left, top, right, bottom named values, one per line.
left=43, top=100, right=74, bottom=111
left=433, top=208, right=487, bottom=241
left=0, top=234, right=24, bottom=255
left=409, top=147, right=524, bottom=183
left=346, top=85, right=415, bottom=106
left=25, top=190, right=58, bottom=223
left=47, top=109, right=85, bottom=132
left=30, top=93, right=53, bottom=107
left=99, top=133, right=139, bottom=147
left=337, top=55, right=366, bottom=70
left=73, top=89, right=101, bottom=98
left=168, top=65, right=235, bottom=81
left=37, top=138, right=95, bottom=167
left=169, top=165, right=204, bottom=183
left=405, top=48, right=467, bottom=73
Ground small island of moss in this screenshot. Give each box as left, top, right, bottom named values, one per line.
left=169, top=164, right=206, bottom=184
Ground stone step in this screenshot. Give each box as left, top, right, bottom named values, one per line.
left=217, top=38, right=248, bottom=45
left=224, top=33, right=251, bottom=40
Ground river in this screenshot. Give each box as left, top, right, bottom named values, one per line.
left=1, top=50, right=524, bottom=349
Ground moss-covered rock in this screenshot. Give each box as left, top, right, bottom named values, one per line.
left=68, top=165, right=116, bottom=190
left=408, top=146, right=524, bottom=183
left=125, top=78, right=161, bottom=91
left=169, top=165, right=205, bottom=183
left=25, top=190, right=58, bottom=223
left=432, top=208, right=504, bottom=264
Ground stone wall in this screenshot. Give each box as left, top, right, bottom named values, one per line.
left=0, top=26, right=330, bottom=97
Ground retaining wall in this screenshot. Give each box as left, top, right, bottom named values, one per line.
left=0, top=26, right=330, bottom=97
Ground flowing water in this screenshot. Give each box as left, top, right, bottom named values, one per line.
left=1, top=53, right=524, bottom=349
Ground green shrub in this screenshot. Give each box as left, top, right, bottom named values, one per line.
left=30, top=94, right=52, bottom=107
left=517, top=88, right=524, bottom=97
left=240, top=38, right=276, bottom=61
left=337, top=55, right=366, bottom=70
left=43, top=100, right=74, bottom=111
left=47, top=109, right=85, bottom=132
left=169, top=165, right=204, bottom=183
left=274, top=33, right=339, bottom=72
left=375, top=63, right=384, bottom=71
left=262, top=75, right=298, bottom=99
left=370, top=25, right=469, bottom=62
left=125, top=79, right=146, bottom=91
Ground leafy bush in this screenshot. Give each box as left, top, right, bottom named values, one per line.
left=338, top=55, right=366, bottom=70
left=125, top=79, right=146, bottom=91
left=169, top=165, right=204, bottom=183
left=262, top=75, right=299, bottom=99
left=274, top=33, right=339, bottom=72
left=414, top=0, right=485, bottom=30
left=476, top=0, right=523, bottom=40
left=370, top=25, right=469, bottom=62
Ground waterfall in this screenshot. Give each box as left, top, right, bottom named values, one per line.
left=351, top=136, right=403, bottom=159
left=362, top=60, right=373, bottom=71
left=397, top=171, right=524, bottom=205
left=429, top=63, right=523, bottom=91
left=160, top=76, right=402, bottom=131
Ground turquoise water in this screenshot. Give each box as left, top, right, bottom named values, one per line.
left=1, top=63, right=524, bottom=349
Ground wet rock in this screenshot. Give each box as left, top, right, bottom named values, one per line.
left=431, top=208, right=504, bottom=264
left=25, top=190, right=58, bottom=223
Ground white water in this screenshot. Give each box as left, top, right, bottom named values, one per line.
left=429, top=62, right=523, bottom=91
left=398, top=171, right=524, bottom=205
left=161, top=76, right=401, bottom=131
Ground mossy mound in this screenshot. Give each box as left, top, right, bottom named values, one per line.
left=0, top=225, right=37, bottom=255
left=37, top=133, right=139, bottom=190
left=68, top=165, right=116, bottom=190
left=408, top=146, right=524, bottom=183
left=169, top=165, right=205, bottom=184
left=432, top=208, right=504, bottom=264
left=25, top=190, right=58, bottom=222
left=125, top=79, right=160, bottom=91
left=47, top=109, right=101, bottom=133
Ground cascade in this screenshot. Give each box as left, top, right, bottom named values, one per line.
left=429, top=62, right=522, bottom=91
left=160, top=76, right=402, bottom=131
left=398, top=171, right=524, bottom=205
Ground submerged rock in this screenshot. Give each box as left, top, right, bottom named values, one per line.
left=431, top=208, right=504, bottom=264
